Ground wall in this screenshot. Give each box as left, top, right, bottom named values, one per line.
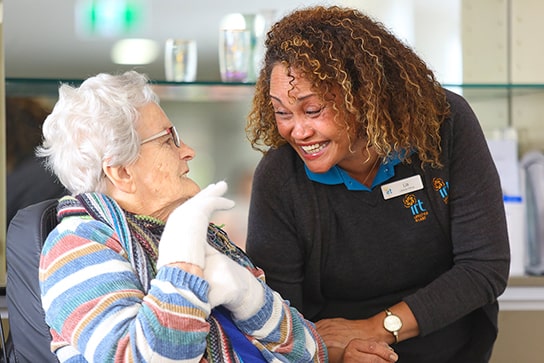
left=462, top=0, right=544, bottom=156
left=462, top=1, right=544, bottom=362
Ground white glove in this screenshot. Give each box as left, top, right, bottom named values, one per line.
left=157, top=181, right=235, bottom=269
left=204, top=244, right=265, bottom=320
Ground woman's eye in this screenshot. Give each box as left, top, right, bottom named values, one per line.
left=306, top=107, right=324, bottom=116
left=274, top=109, right=291, bottom=118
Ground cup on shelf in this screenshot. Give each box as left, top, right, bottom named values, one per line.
left=164, top=39, right=197, bottom=82
left=218, top=29, right=252, bottom=83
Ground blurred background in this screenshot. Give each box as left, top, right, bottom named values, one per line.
left=2, top=0, right=466, bottom=246
left=4, top=0, right=461, bottom=82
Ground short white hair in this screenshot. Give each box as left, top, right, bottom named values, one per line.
left=37, top=71, right=159, bottom=195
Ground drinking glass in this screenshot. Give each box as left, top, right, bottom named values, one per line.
left=164, top=39, right=197, bottom=82
left=218, top=29, right=251, bottom=82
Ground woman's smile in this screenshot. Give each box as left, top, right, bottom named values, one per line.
left=299, top=141, right=330, bottom=155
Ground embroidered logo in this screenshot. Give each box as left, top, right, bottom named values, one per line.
left=403, top=193, right=428, bottom=222
left=432, top=177, right=449, bottom=204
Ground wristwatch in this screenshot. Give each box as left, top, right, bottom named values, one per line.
left=383, top=308, right=403, bottom=344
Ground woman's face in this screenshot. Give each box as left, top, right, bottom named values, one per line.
left=269, top=64, right=364, bottom=174
left=130, top=102, right=200, bottom=218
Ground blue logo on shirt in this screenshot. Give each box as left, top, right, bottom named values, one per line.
left=403, top=193, right=428, bottom=222
left=432, top=177, right=449, bottom=204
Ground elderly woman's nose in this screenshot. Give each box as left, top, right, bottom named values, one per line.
left=180, top=143, right=196, bottom=160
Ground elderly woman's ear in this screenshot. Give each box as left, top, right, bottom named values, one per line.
left=102, top=161, right=136, bottom=193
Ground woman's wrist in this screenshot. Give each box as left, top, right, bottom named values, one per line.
left=166, top=261, right=204, bottom=277
left=367, top=311, right=396, bottom=344
left=374, top=302, right=419, bottom=344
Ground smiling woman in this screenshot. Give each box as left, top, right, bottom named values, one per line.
left=245, top=6, right=510, bottom=363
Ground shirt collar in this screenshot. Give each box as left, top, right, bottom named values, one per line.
left=304, top=152, right=403, bottom=191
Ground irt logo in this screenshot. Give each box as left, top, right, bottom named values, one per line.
left=403, top=194, right=428, bottom=222
left=433, top=177, right=449, bottom=204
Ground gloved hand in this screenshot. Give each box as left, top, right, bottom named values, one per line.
left=157, top=181, right=235, bottom=269
left=204, top=244, right=265, bottom=320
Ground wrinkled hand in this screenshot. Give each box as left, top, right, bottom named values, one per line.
left=328, top=339, right=398, bottom=363
left=203, top=244, right=265, bottom=320
left=157, top=181, right=235, bottom=269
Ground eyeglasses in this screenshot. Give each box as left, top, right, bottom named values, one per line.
left=140, top=126, right=181, bottom=148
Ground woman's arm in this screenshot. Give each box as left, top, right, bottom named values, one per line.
left=204, top=243, right=328, bottom=362
left=40, top=219, right=211, bottom=362
left=403, top=93, right=510, bottom=335
left=237, top=268, right=328, bottom=362
left=316, top=301, right=418, bottom=349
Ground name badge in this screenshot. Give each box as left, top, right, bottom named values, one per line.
left=381, top=175, right=424, bottom=200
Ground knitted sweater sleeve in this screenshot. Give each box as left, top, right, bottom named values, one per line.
left=233, top=266, right=328, bottom=362
left=39, top=216, right=211, bottom=362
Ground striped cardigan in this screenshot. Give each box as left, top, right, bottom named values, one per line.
left=39, top=195, right=327, bottom=362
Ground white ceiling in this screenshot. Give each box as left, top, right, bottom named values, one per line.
left=3, top=0, right=328, bottom=81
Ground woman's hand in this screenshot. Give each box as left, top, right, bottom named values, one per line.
left=317, top=317, right=398, bottom=361
left=317, top=303, right=419, bottom=347
left=203, top=244, right=265, bottom=320
left=316, top=317, right=376, bottom=348
left=157, top=181, right=234, bottom=269
left=328, top=339, right=398, bottom=363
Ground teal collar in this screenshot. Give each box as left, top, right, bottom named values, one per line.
left=304, top=154, right=403, bottom=191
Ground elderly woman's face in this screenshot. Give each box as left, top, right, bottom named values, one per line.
left=131, top=102, right=200, bottom=216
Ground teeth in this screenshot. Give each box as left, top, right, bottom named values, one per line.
left=301, top=143, right=326, bottom=154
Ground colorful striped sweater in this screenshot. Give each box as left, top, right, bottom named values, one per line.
left=39, top=194, right=327, bottom=362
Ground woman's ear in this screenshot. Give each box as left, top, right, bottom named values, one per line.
left=103, top=162, right=136, bottom=193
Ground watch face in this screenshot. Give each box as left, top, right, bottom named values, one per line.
left=384, top=315, right=402, bottom=332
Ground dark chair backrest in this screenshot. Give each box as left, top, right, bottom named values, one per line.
left=6, top=199, right=60, bottom=363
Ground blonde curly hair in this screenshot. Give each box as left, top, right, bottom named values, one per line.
left=246, top=5, right=450, bottom=167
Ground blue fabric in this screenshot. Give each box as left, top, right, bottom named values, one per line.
left=212, top=306, right=267, bottom=362
left=304, top=154, right=402, bottom=191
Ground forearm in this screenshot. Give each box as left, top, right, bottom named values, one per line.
left=234, top=287, right=327, bottom=362
left=41, top=237, right=212, bottom=361
left=316, top=301, right=419, bottom=354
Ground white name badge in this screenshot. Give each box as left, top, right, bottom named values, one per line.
left=381, top=175, right=424, bottom=200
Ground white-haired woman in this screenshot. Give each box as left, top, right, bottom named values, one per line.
left=36, top=71, right=335, bottom=362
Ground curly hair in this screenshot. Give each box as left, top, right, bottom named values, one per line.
left=246, top=5, right=450, bottom=167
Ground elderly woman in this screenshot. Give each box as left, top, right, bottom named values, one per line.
left=36, top=71, right=330, bottom=362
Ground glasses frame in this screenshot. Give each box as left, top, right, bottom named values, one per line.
left=140, top=126, right=180, bottom=148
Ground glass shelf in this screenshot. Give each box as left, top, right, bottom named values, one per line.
left=7, top=78, right=544, bottom=103
left=5, top=78, right=256, bottom=102
left=442, top=83, right=544, bottom=88
left=443, top=83, right=544, bottom=102
left=152, top=82, right=255, bottom=102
